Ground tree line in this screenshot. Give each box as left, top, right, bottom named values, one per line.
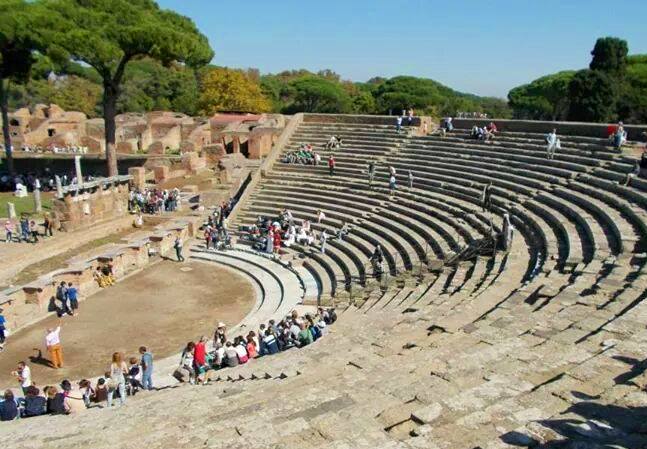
left=508, top=37, right=647, bottom=124
left=2, top=1, right=509, bottom=176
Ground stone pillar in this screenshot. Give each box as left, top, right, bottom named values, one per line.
left=128, top=166, right=146, bottom=191
left=34, top=188, right=42, bottom=213
left=75, top=155, right=83, bottom=185
left=232, top=136, right=240, bottom=154
left=55, top=175, right=64, bottom=198
left=6, top=202, right=16, bottom=219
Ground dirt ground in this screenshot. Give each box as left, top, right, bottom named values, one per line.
left=0, top=260, right=255, bottom=388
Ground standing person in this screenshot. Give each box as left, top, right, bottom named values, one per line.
left=328, top=155, right=335, bottom=176
left=481, top=182, right=493, bottom=211
left=389, top=174, right=397, bottom=195
left=43, top=216, right=53, bottom=237
left=367, top=162, right=375, bottom=188
left=139, top=346, right=154, bottom=391
left=107, top=352, right=128, bottom=407
left=67, top=283, right=79, bottom=315
left=174, top=236, right=185, bottom=262
left=407, top=108, right=414, bottom=126
left=29, top=220, right=39, bottom=243
left=20, top=217, right=29, bottom=243
left=14, top=361, right=32, bottom=394
left=55, top=281, right=69, bottom=316
left=502, top=212, right=514, bottom=252
left=389, top=166, right=397, bottom=177
left=408, top=170, right=414, bottom=189
left=320, top=229, right=328, bottom=254
left=0, top=308, right=6, bottom=350
left=546, top=128, right=560, bottom=160
left=396, top=116, right=403, bottom=133
left=4, top=220, right=13, bottom=243
left=45, top=321, right=64, bottom=369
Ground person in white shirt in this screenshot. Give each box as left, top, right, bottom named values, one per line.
left=546, top=129, right=560, bottom=160
left=14, top=361, right=32, bottom=394
left=320, top=230, right=328, bottom=254
left=317, top=210, right=326, bottom=223
left=45, top=322, right=64, bottom=369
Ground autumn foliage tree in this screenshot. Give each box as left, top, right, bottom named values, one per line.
left=198, top=67, right=270, bottom=115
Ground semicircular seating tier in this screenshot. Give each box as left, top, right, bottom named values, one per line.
left=6, top=116, right=647, bottom=449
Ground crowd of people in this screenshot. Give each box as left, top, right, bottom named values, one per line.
left=174, top=308, right=336, bottom=384
left=4, top=216, right=54, bottom=244
left=0, top=344, right=155, bottom=419
left=0, top=170, right=96, bottom=193
left=456, top=111, right=489, bottom=119
left=0, top=307, right=336, bottom=421
left=281, top=143, right=321, bottom=165
left=238, top=208, right=344, bottom=255
left=470, top=122, right=498, bottom=141
left=201, top=199, right=236, bottom=252
left=17, top=144, right=89, bottom=155
left=128, top=187, right=181, bottom=214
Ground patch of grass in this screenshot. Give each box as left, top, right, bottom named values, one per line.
left=5, top=219, right=159, bottom=288
left=0, top=192, right=54, bottom=218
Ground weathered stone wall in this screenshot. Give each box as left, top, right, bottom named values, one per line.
left=304, top=113, right=422, bottom=126
left=53, top=183, right=130, bottom=231
left=0, top=216, right=199, bottom=334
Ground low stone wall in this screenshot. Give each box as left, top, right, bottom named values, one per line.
left=304, top=113, right=422, bottom=127
left=53, top=181, right=130, bottom=232
left=451, top=118, right=647, bottom=140
left=0, top=216, right=202, bottom=336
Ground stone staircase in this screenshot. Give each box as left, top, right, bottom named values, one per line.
left=4, top=115, right=647, bottom=448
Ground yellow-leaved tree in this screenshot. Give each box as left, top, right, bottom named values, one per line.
left=198, top=67, right=270, bottom=115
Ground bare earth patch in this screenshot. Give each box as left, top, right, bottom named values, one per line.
left=0, top=260, right=255, bottom=387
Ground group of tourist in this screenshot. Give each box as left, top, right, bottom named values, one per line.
left=282, top=143, right=321, bottom=165
left=0, top=170, right=95, bottom=193
left=4, top=216, right=54, bottom=244
left=174, top=308, right=336, bottom=385
left=202, top=201, right=235, bottom=252
left=0, top=306, right=336, bottom=421
left=470, top=122, right=498, bottom=141
left=0, top=345, right=155, bottom=420
left=128, top=187, right=181, bottom=215
left=456, top=111, right=489, bottom=119
left=239, top=208, right=344, bottom=255
left=395, top=109, right=415, bottom=133
left=18, top=144, right=89, bottom=155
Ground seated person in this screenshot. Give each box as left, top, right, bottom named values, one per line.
left=470, top=125, right=480, bottom=139
left=92, top=378, right=109, bottom=404
left=0, top=389, right=19, bottom=421
left=613, top=125, right=628, bottom=149
left=21, top=386, right=46, bottom=417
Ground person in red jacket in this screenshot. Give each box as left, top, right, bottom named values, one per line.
left=328, top=155, right=335, bottom=176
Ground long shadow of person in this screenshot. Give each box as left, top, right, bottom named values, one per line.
left=29, top=348, right=53, bottom=368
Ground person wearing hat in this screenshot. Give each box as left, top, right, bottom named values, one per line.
left=214, top=322, right=226, bottom=346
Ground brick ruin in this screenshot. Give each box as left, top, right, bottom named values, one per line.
left=1, top=104, right=285, bottom=160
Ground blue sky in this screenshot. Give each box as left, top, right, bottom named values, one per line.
left=157, top=0, right=647, bottom=98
